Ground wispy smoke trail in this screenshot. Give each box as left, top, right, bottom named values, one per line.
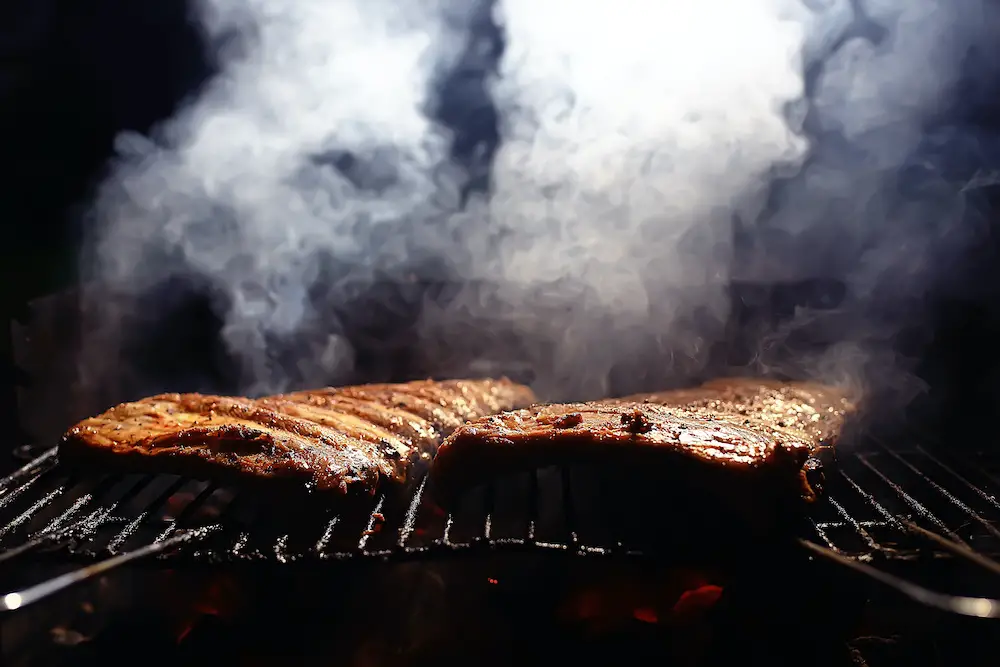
left=430, top=0, right=811, bottom=399
left=731, top=0, right=993, bottom=407
left=79, top=0, right=996, bottom=407
left=81, top=0, right=473, bottom=396
left=425, top=0, right=994, bottom=403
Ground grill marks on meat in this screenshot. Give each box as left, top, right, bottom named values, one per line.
left=61, top=379, right=536, bottom=497
left=430, top=379, right=857, bottom=511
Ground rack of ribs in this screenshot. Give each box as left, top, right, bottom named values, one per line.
left=60, top=378, right=536, bottom=499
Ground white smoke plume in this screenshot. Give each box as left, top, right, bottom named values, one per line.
left=79, top=0, right=996, bottom=407
left=82, top=0, right=476, bottom=396
left=423, top=0, right=993, bottom=402
left=430, top=0, right=811, bottom=399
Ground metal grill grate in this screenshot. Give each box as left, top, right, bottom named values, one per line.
left=809, top=442, right=1000, bottom=560
left=0, top=439, right=998, bottom=567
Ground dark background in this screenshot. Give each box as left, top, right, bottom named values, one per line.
left=2, top=1, right=1000, bottom=458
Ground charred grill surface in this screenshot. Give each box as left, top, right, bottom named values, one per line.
left=59, top=379, right=536, bottom=499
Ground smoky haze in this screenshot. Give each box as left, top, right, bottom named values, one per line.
left=78, top=0, right=997, bottom=410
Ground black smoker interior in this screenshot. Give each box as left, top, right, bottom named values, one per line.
left=3, top=2, right=1000, bottom=666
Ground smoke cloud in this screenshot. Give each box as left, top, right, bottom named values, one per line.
left=82, top=0, right=475, bottom=396
left=429, top=0, right=811, bottom=399
left=79, top=0, right=998, bottom=408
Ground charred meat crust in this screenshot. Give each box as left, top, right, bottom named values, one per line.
left=59, top=378, right=536, bottom=498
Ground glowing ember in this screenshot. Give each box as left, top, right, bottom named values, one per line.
left=558, top=569, right=724, bottom=632
left=672, top=585, right=724, bottom=619
left=172, top=574, right=246, bottom=644
left=163, top=491, right=199, bottom=521
left=632, top=607, right=658, bottom=624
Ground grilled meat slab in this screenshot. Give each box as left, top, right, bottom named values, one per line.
left=431, top=401, right=820, bottom=507
left=60, top=378, right=535, bottom=498
left=430, top=379, right=856, bottom=518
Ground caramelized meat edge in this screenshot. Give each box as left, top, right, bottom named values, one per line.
left=60, top=378, right=536, bottom=496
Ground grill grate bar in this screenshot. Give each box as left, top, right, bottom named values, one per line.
left=482, top=482, right=495, bottom=542
left=357, top=495, right=387, bottom=552
left=0, top=529, right=74, bottom=565
left=815, top=520, right=892, bottom=529
left=0, top=447, right=57, bottom=493
left=106, top=477, right=188, bottom=553
left=0, top=509, right=111, bottom=566
left=0, top=474, right=44, bottom=511
left=78, top=476, right=168, bottom=553
left=800, top=539, right=1000, bottom=619
left=856, top=454, right=961, bottom=541
left=483, top=513, right=493, bottom=541
left=0, top=476, right=155, bottom=562
left=273, top=534, right=292, bottom=563
left=0, top=487, right=70, bottom=542
left=13, top=475, right=123, bottom=545
left=315, top=518, right=339, bottom=555
left=879, top=446, right=1000, bottom=540
left=903, top=521, right=1000, bottom=578
left=837, top=469, right=905, bottom=530
left=397, top=477, right=427, bottom=547
left=915, top=445, right=1000, bottom=513
left=827, top=497, right=884, bottom=553
left=231, top=531, right=250, bottom=557
left=34, top=493, right=93, bottom=536
left=443, top=515, right=457, bottom=545
left=75, top=475, right=157, bottom=543
left=0, top=527, right=217, bottom=613
left=810, top=520, right=837, bottom=549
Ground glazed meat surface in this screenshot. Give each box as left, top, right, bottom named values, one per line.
left=620, top=378, right=855, bottom=452
left=60, top=378, right=536, bottom=497
left=430, top=379, right=857, bottom=511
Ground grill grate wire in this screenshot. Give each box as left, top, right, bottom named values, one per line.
left=1, top=440, right=1000, bottom=613
left=0, top=443, right=998, bottom=564
left=0, top=441, right=995, bottom=567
